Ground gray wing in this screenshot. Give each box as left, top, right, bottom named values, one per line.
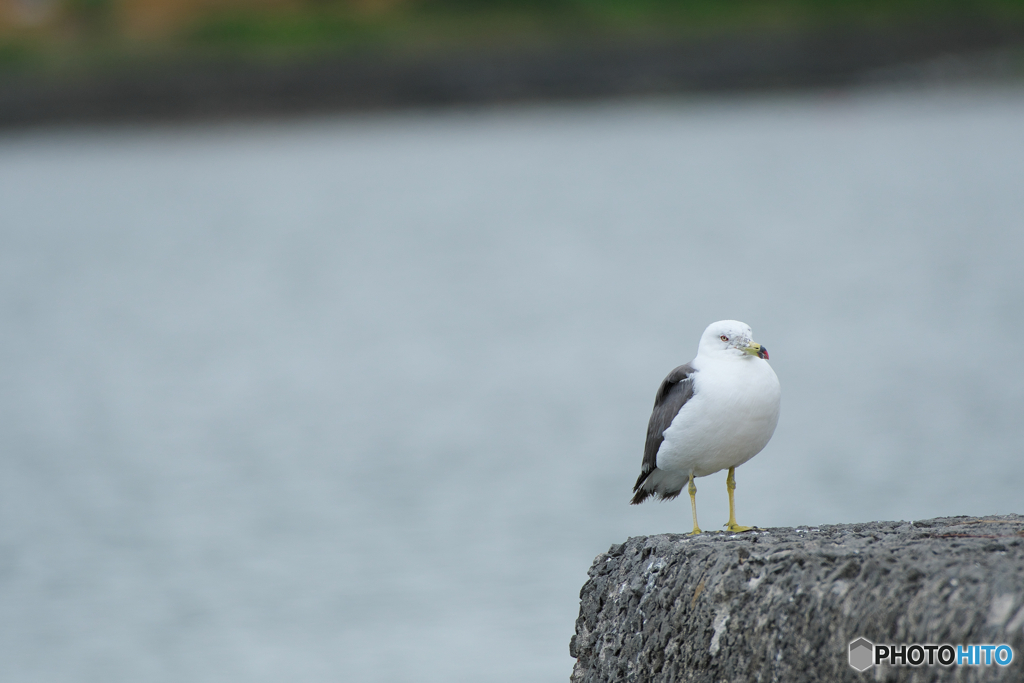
left=631, top=363, right=696, bottom=503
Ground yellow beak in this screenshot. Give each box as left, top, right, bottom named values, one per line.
left=744, top=341, right=768, bottom=360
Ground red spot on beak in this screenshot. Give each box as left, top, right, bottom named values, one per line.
left=759, top=347, right=769, bottom=360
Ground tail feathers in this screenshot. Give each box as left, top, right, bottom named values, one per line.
left=630, top=467, right=683, bottom=505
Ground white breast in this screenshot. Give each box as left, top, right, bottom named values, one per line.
left=655, top=356, right=781, bottom=479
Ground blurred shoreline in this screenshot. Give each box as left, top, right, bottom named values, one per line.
left=2, top=17, right=1024, bottom=128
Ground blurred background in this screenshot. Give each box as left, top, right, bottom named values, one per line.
left=2, top=2, right=1024, bottom=683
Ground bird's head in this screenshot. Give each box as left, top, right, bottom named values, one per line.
left=698, top=320, right=768, bottom=360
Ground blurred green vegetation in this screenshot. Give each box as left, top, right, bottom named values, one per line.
left=2, top=0, right=1024, bottom=72
left=182, top=0, right=1024, bottom=53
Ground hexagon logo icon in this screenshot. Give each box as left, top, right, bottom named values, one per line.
left=849, top=638, right=874, bottom=672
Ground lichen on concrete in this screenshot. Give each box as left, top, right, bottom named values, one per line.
left=570, top=515, right=1024, bottom=682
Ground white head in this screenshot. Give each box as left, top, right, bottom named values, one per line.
left=697, top=320, right=769, bottom=360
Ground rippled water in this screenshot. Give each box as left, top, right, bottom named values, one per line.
left=2, top=84, right=1023, bottom=682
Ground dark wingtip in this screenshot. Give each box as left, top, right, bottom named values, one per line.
left=631, top=468, right=653, bottom=504
left=630, top=489, right=652, bottom=505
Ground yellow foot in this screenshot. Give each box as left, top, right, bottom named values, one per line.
left=689, top=526, right=703, bottom=536
left=724, top=523, right=753, bottom=533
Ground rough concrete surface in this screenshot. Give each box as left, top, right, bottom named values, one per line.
left=571, top=515, right=1024, bottom=682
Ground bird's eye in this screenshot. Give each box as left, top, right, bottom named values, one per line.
left=720, top=335, right=729, bottom=342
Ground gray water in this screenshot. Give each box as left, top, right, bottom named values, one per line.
left=1, top=84, right=1023, bottom=683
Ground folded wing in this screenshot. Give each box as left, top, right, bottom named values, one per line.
left=631, top=363, right=696, bottom=504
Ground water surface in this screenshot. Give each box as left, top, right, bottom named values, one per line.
left=1, top=84, right=1023, bottom=682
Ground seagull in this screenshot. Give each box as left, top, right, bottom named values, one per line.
left=631, top=320, right=781, bottom=534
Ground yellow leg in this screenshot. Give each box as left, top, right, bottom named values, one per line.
left=688, top=474, right=702, bottom=535
left=725, top=467, right=753, bottom=533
